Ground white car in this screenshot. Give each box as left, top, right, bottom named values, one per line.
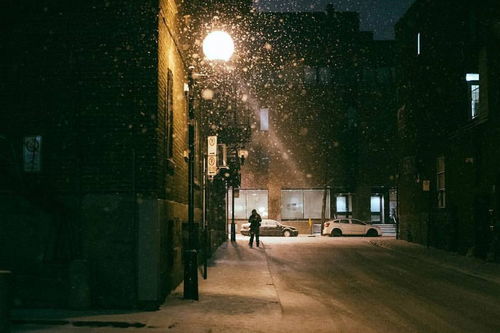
left=322, top=218, right=381, bottom=237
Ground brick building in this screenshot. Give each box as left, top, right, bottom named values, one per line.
left=0, top=0, right=219, bottom=308
left=234, top=5, right=398, bottom=233
left=395, top=0, right=500, bottom=259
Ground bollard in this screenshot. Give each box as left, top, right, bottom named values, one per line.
left=0, top=270, right=12, bottom=333
left=183, top=250, right=198, bottom=300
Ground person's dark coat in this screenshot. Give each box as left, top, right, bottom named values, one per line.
left=249, top=213, right=262, bottom=233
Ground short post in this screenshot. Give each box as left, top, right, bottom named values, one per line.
left=231, top=186, right=236, bottom=241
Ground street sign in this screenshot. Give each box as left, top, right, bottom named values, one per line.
left=207, top=136, right=217, bottom=156
left=23, top=136, right=42, bottom=172
left=208, top=155, right=217, bottom=177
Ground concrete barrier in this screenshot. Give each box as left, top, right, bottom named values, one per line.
left=0, top=270, right=12, bottom=333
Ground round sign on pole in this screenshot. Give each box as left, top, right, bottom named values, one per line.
left=208, top=155, right=217, bottom=176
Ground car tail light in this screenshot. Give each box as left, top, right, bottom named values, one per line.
left=324, top=222, right=330, bottom=227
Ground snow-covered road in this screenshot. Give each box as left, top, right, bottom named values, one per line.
left=263, top=236, right=500, bottom=333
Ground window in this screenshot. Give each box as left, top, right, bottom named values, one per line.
left=417, top=32, right=421, bottom=55
left=336, top=194, right=352, bottom=218
left=340, top=219, right=350, bottom=224
left=260, top=108, right=269, bottom=131
left=318, top=67, right=330, bottom=85
left=281, top=189, right=330, bottom=219
left=437, top=156, right=446, bottom=208
left=304, top=66, right=316, bottom=85
left=352, top=219, right=366, bottom=225
left=466, top=73, right=480, bottom=119
left=370, top=195, right=383, bottom=223
left=337, top=196, right=347, bottom=212
left=281, top=190, right=304, bottom=219
left=230, top=189, right=269, bottom=219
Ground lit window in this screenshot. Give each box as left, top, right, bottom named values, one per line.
left=281, top=190, right=304, bottom=219
left=336, top=194, right=352, bottom=218
left=260, top=108, right=269, bottom=131
left=336, top=196, right=347, bottom=212
left=417, top=32, right=421, bottom=55
left=229, top=189, right=269, bottom=219
left=281, top=189, right=330, bottom=219
left=370, top=196, right=381, bottom=212
left=437, top=156, right=446, bottom=208
left=466, top=73, right=480, bottom=119
left=466, top=73, right=479, bottom=81
left=304, top=189, right=330, bottom=219
left=370, top=195, right=383, bottom=223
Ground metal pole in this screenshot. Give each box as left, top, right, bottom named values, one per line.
left=184, top=67, right=198, bottom=300
left=231, top=185, right=236, bottom=241
left=226, top=185, right=229, bottom=240
left=202, top=155, right=208, bottom=280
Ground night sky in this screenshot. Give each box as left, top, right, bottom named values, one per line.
left=254, top=0, right=416, bottom=40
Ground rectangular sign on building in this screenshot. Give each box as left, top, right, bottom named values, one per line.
left=207, top=136, right=217, bottom=156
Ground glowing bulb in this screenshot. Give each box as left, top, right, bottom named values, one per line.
left=202, top=31, right=234, bottom=61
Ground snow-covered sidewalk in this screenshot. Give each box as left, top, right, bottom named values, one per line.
left=12, top=240, right=282, bottom=332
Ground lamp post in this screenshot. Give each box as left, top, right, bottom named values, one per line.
left=184, top=30, right=234, bottom=300
left=184, top=66, right=198, bottom=300
left=202, top=30, right=235, bottom=243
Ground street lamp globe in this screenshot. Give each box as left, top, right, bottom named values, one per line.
left=202, top=31, right=234, bottom=61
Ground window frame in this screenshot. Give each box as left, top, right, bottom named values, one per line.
left=466, top=73, right=480, bottom=120
left=436, top=156, right=446, bottom=208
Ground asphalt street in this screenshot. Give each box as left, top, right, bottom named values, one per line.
left=11, top=236, right=500, bottom=333
left=264, top=236, right=500, bottom=333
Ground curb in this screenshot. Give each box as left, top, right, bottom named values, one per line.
left=12, top=319, right=146, bottom=328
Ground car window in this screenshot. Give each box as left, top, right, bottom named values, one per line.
left=351, top=219, right=366, bottom=225
left=340, top=219, right=350, bottom=224
left=268, top=221, right=277, bottom=227
left=333, top=220, right=340, bottom=223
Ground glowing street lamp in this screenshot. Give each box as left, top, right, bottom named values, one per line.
left=202, top=31, right=234, bottom=61
left=184, top=30, right=236, bottom=300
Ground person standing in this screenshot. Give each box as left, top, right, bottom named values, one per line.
left=248, top=209, right=262, bottom=248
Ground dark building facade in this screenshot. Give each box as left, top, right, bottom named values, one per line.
left=395, top=0, right=500, bottom=259
left=0, top=0, right=227, bottom=308
left=235, top=5, right=398, bottom=233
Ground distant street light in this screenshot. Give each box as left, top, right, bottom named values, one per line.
left=202, top=31, right=234, bottom=61
left=238, top=148, right=249, bottom=165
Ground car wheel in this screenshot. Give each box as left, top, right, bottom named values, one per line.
left=331, top=229, right=342, bottom=237
left=283, top=230, right=291, bottom=237
left=367, top=229, right=378, bottom=237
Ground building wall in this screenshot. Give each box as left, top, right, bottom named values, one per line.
left=241, top=7, right=397, bottom=227
left=395, top=0, right=500, bottom=259
left=0, top=0, right=196, bottom=308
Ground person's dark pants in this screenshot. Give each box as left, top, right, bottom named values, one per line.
left=249, top=230, right=260, bottom=247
